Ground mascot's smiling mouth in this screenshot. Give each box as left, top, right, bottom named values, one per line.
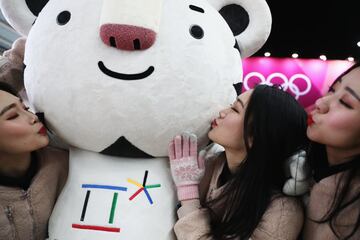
left=98, top=61, right=155, bottom=80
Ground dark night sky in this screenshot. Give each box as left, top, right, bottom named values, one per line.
left=1, top=1, right=359, bottom=60
left=253, top=0, right=360, bottom=60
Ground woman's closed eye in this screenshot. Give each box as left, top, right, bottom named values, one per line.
left=7, top=112, right=19, bottom=120
left=339, top=99, right=353, bottom=109
left=230, top=104, right=239, bottom=113
left=6, top=105, right=32, bottom=120
left=231, top=107, right=239, bottom=113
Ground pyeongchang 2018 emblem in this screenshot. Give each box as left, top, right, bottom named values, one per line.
left=243, top=72, right=312, bottom=99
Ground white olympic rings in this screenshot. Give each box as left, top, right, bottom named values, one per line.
left=243, top=72, right=312, bottom=99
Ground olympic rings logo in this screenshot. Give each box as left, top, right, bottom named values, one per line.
left=243, top=72, right=312, bottom=99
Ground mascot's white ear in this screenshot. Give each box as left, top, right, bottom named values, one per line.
left=208, top=0, right=272, bottom=58
left=0, top=0, right=49, bottom=36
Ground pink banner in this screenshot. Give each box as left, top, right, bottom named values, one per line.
left=242, top=57, right=354, bottom=108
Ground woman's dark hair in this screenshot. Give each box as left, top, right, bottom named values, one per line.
left=308, top=62, right=360, bottom=240
left=206, top=84, right=308, bottom=239
left=0, top=81, right=19, bottom=97
left=0, top=81, right=48, bottom=130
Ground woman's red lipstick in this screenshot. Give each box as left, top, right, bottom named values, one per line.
left=211, top=119, right=218, bottom=128
left=38, top=126, right=47, bottom=135
left=307, top=114, right=314, bottom=126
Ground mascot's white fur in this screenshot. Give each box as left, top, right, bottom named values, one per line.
left=1, top=0, right=271, bottom=239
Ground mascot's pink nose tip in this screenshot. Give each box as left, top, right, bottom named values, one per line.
left=100, top=24, right=156, bottom=51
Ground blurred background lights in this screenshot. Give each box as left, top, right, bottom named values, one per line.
left=292, top=53, right=299, bottom=58
left=264, top=52, right=271, bottom=57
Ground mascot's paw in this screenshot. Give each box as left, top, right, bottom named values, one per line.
left=3, top=37, right=26, bottom=64
left=283, top=178, right=311, bottom=196
left=283, top=150, right=311, bottom=196
left=0, top=37, right=26, bottom=92
left=199, top=143, right=224, bottom=163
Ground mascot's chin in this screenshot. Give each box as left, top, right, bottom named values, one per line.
left=101, top=136, right=154, bottom=158
left=0, top=0, right=271, bottom=239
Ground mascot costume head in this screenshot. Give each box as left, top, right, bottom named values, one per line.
left=1, top=0, right=271, bottom=239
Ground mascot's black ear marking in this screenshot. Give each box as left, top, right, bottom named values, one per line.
left=25, top=0, right=49, bottom=16
left=234, top=40, right=241, bottom=54
left=233, top=82, right=243, bottom=96
left=219, top=4, right=249, bottom=36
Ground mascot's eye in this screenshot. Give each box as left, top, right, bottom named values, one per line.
left=189, top=25, right=204, bottom=39
left=57, top=11, right=71, bottom=25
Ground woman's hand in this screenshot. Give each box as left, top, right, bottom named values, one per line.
left=168, top=132, right=205, bottom=201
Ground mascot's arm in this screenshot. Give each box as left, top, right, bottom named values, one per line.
left=283, top=150, right=311, bottom=196
left=0, top=37, right=26, bottom=92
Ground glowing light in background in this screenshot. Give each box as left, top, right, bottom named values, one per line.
left=264, top=52, right=271, bottom=57
left=291, top=53, right=299, bottom=58
left=319, top=55, right=327, bottom=61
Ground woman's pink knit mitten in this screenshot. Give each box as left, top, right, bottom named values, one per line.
left=168, top=133, right=205, bottom=201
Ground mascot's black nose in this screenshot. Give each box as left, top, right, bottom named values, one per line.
left=101, top=136, right=154, bottom=158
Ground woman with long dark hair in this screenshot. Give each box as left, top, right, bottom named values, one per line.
left=0, top=81, right=68, bottom=240
left=304, top=62, right=360, bottom=239
left=169, top=84, right=308, bottom=239
left=0, top=39, right=68, bottom=239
